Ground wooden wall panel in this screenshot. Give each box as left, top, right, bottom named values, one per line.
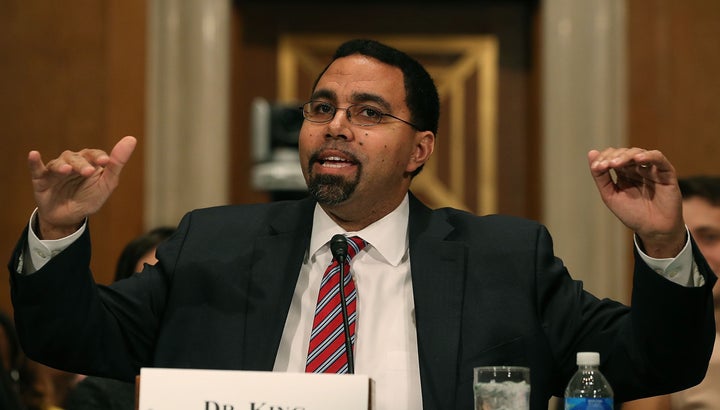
left=627, top=0, right=720, bottom=299
left=0, top=1, right=146, bottom=315
left=628, top=0, right=720, bottom=174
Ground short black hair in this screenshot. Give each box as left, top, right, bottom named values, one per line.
left=679, top=176, right=720, bottom=206
left=311, top=39, right=440, bottom=177
left=114, top=227, right=176, bottom=282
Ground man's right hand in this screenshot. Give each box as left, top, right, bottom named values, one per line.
left=28, top=136, right=137, bottom=240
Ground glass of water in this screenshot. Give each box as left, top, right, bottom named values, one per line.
left=473, top=366, right=530, bottom=410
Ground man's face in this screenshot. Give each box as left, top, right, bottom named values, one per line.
left=298, top=54, right=433, bottom=218
left=683, top=197, right=720, bottom=301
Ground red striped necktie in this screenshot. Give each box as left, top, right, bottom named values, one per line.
left=305, top=236, right=367, bottom=373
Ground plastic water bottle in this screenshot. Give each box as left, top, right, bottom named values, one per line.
left=564, top=352, right=614, bottom=410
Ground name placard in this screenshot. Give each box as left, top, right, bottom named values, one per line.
left=138, top=368, right=372, bottom=410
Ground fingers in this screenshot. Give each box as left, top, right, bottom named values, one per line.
left=104, top=136, right=137, bottom=177
left=589, top=147, right=656, bottom=172
left=589, top=147, right=677, bottom=189
left=28, top=150, right=78, bottom=179
left=41, top=149, right=107, bottom=178
left=28, top=150, right=51, bottom=179
left=28, top=136, right=136, bottom=179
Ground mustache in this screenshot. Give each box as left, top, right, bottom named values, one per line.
left=308, top=148, right=360, bottom=166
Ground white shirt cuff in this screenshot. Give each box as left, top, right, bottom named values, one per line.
left=20, top=208, right=87, bottom=274
left=634, top=227, right=705, bottom=287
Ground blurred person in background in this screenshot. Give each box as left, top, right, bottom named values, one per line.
left=113, top=227, right=177, bottom=282
left=0, top=310, right=24, bottom=409
left=21, top=363, right=79, bottom=410
left=1, top=310, right=79, bottom=410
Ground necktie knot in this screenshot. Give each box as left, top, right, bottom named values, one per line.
left=345, top=236, right=367, bottom=262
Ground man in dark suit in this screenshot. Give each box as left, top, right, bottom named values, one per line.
left=8, top=39, right=717, bottom=410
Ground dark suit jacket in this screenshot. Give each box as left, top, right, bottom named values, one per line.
left=9, top=194, right=717, bottom=410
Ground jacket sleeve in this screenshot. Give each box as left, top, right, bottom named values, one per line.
left=8, top=218, right=187, bottom=380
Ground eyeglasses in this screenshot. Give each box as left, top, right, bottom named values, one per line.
left=300, top=100, right=420, bottom=130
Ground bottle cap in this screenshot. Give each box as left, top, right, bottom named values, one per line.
left=576, top=352, right=600, bottom=365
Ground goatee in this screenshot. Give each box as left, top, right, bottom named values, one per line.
left=307, top=173, right=359, bottom=205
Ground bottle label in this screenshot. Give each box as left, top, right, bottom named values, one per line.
left=565, top=397, right=613, bottom=410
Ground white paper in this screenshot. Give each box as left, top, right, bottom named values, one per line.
left=138, top=368, right=372, bottom=410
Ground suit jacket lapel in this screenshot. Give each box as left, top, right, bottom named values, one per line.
left=242, top=198, right=315, bottom=370
left=408, top=194, right=467, bottom=409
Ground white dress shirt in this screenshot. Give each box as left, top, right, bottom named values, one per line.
left=273, top=195, right=421, bottom=410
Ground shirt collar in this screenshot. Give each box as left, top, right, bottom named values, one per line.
left=310, top=194, right=409, bottom=266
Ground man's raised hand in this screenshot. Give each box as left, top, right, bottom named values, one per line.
left=29, top=136, right=137, bottom=240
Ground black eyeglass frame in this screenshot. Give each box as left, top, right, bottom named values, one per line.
left=299, top=100, right=420, bottom=130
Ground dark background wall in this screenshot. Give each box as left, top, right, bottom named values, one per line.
left=2, top=0, right=719, bottom=317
